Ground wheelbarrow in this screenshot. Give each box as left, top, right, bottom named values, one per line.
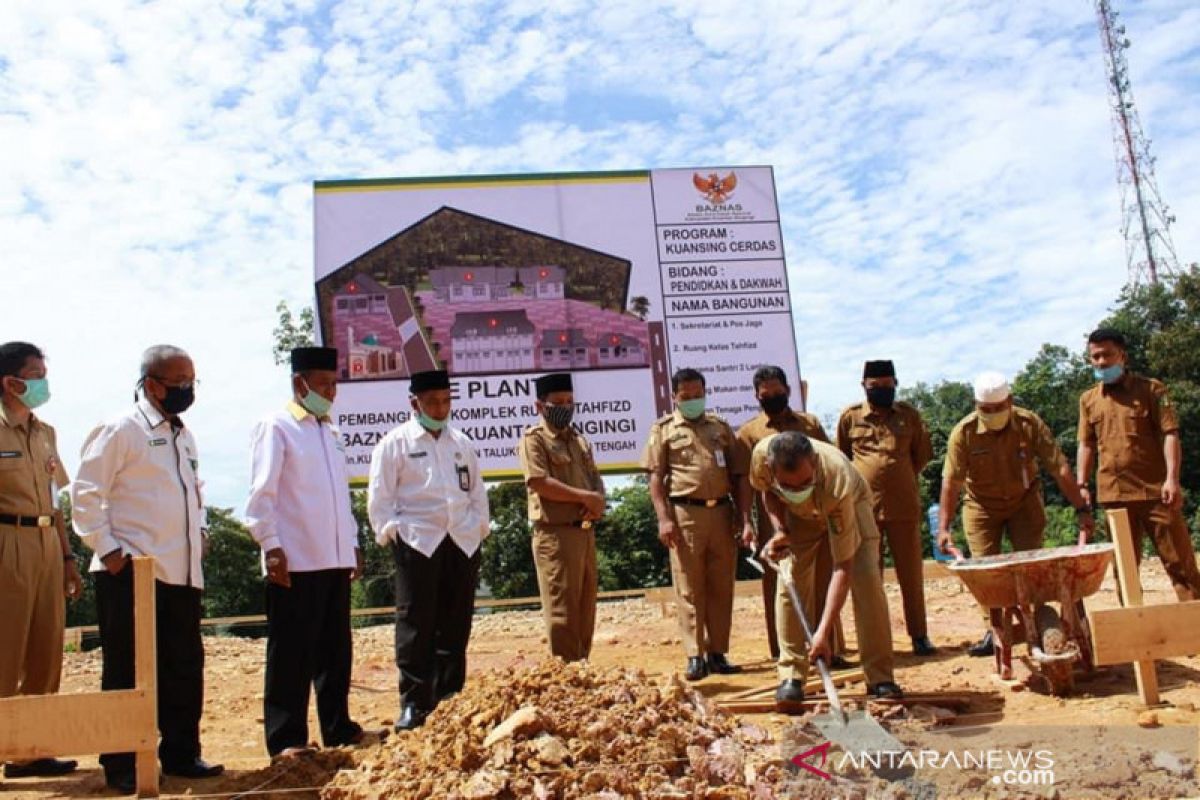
left=948, top=543, right=1114, bottom=695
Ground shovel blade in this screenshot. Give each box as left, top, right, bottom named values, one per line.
left=811, top=710, right=904, bottom=755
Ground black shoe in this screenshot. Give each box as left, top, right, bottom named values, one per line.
left=774, top=679, right=806, bottom=703
left=105, top=773, right=137, bottom=795
left=161, top=758, right=224, bottom=779
left=829, top=655, right=854, bottom=670
left=912, top=636, right=938, bottom=656
left=394, top=704, right=428, bottom=731
left=685, top=656, right=709, bottom=681
left=967, top=630, right=994, bottom=657
left=706, top=653, right=742, bottom=675
left=4, top=758, right=78, bottom=778
left=869, top=681, right=904, bottom=699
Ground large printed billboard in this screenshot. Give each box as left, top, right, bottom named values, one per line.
left=314, top=167, right=799, bottom=481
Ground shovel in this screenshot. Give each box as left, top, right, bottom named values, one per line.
left=747, top=552, right=903, bottom=755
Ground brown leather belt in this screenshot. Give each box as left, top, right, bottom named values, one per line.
left=0, top=512, right=54, bottom=528
left=670, top=496, right=730, bottom=508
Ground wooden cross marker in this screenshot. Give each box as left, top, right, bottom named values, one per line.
left=0, top=557, right=159, bottom=796
left=1088, top=508, right=1200, bottom=707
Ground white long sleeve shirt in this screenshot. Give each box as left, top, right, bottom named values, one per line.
left=244, top=403, right=358, bottom=572
left=71, top=399, right=206, bottom=588
left=367, top=418, right=489, bottom=557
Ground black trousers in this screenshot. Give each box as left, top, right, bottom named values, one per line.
left=94, top=564, right=204, bottom=779
left=392, top=537, right=479, bottom=711
left=263, top=569, right=358, bottom=755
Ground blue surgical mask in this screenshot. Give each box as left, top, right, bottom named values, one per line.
left=417, top=410, right=446, bottom=431
left=15, top=378, right=50, bottom=410
left=774, top=482, right=814, bottom=505
left=1093, top=364, right=1124, bottom=384
left=299, top=381, right=333, bottom=417
left=678, top=397, right=706, bottom=420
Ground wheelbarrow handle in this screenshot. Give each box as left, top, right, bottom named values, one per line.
left=752, top=550, right=846, bottom=721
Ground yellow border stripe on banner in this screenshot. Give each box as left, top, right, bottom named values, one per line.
left=314, top=170, right=650, bottom=194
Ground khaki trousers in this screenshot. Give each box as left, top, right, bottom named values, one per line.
left=777, top=504, right=894, bottom=686
left=531, top=524, right=597, bottom=662
left=0, top=523, right=65, bottom=697
left=756, top=505, right=844, bottom=659
left=877, top=518, right=928, bottom=639
left=1106, top=499, right=1200, bottom=602
left=668, top=503, right=736, bottom=658
left=963, top=491, right=1045, bottom=621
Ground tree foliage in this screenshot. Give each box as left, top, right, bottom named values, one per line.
left=479, top=481, right=539, bottom=599
left=271, top=300, right=315, bottom=366
left=201, top=507, right=264, bottom=618
left=595, top=477, right=670, bottom=591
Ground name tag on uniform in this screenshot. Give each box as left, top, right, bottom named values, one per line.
left=149, top=438, right=168, bottom=447
left=714, top=450, right=726, bottom=468
left=408, top=451, right=428, bottom=459
left=0, top=451, right=21, bottom=458
left=457, top=464, right=471, bottom=492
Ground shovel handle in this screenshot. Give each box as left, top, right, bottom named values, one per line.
left=756, top=550, right=846, bottom=722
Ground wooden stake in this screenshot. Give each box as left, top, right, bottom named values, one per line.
left=0, top=557, right=159, bottom=797
left=1105, top=508, right=1159, bottom=705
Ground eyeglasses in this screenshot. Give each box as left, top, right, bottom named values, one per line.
left=147, top=375, right=199, bottom=390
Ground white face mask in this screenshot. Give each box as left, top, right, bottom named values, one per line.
left=978, top=408, right=1010, bottom=431
left=774, top=482, right=814, bottom=505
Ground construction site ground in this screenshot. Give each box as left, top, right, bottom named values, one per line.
left=3, top=560, right=1199, bottom=799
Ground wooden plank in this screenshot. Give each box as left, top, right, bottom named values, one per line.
left=132, top=557, right=158, bottom=798
left=1107, top=508, right=1159, bottom=705
left=1090, top=601, right=1200, bottom=664
left=0, top=690, right=155, bottom=758
left=721, top=669, right=866, bottom=701
left=717, top=693, right=975, bottom=715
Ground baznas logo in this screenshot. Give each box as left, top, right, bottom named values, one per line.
left=693, top=171, right=737, bottom=205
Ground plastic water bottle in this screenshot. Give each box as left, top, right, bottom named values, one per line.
left=927, top=503, right=953, bottom=562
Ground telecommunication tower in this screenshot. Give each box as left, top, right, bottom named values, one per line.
left=1095, top=0, right=1180, bottom=285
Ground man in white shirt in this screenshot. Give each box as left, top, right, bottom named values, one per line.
left=245, top=347, right=366, bottom=757
left=72, top=345, right=223, bottom=794
left=367, top=370, right=489, bottom=731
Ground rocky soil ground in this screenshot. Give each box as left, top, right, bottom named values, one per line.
left=2, top=561, right=1199, bottom=799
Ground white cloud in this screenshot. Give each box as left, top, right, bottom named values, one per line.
left=1, top=0, right=1197, bottom=507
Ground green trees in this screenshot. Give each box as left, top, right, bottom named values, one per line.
left=201, top=507, right=264, bottom=617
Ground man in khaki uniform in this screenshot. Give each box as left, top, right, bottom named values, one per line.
left=0, top=341, right=81, bottom=779
left=937, top=372, right=1093, bottom=657
left=1077, top=328, right=1200, bottom=600
left=837, top=360, right=936, bottom=656
left=736, top=365, right=847, bottom=666
left=645, top=368, right=751, bottom=681
left=518, top=372, right=606, bottom=662
left=750, top=431, right=901, bottom=703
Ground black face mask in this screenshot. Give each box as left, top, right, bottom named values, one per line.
left=865, top=386, right=895, bottom=408
left=759, top=393, right=789, bottom=416
left=160, top=385, right=195, bottom=415
left=542, top=403, right=574, bottom=430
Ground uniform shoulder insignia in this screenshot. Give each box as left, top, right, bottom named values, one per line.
left=522, top=424, right=542, bottom=437
left=653, top=414, right=673, bottom=427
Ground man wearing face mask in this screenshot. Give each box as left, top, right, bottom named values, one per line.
left=749, top=431, right=901, bottom=703
left=735, top=365, right=847, bottom=666
left=370, top=370, right=489, bottom=730
left=1078, top=328, right=1200, bottom=600
left=837, top=360, right=936, bottom=656
left=0, top=342, right=81, bottom=780
left=245, top=347, right=367, bottom=756
left=518, top=372, right=606, bottom=663
left=644, top=368, right=751, bottom=681
left=937, top=372, right=1093, bottom=658
left=72, top=345, right=222, bottom=793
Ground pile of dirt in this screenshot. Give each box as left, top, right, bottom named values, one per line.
left=323, top=658, right=793, bottom=799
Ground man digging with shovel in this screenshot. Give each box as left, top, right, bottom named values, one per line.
left=748, top=431, right=903, bottom=708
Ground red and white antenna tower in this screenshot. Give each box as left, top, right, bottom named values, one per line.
left=1095, top=0, right=1179, bottom=285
